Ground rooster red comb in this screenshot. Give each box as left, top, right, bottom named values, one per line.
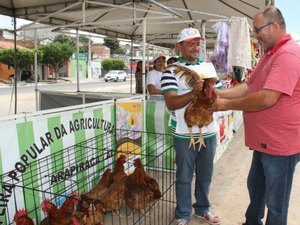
left=13, top=209, right=28, bottom=221
left=70, top=192, right=79, bottom=204
left=41, top=198, right=52, bottom=204
left=40, top=198, right=53, bottom=211
left=70, top=192, right=78, bottom=198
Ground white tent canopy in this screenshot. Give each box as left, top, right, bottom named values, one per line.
left=0, top=0, right=273, bottom=48
left=0, top=0, right=273, bottom=114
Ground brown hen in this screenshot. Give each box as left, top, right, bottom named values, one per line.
left=109, top=154, right=127, bottom=186
left=125, top=158, right=161, bottom=214
left=94, top=154, right=127, bottom=214
left=40, top=192, right=79, bottom=225
left=14, top=209, right=34, bottom=225
left=98, top=172, right=127, bottom=214
left=171, top=64, right=217, bottom=150
left=75, top=193, right=105, bottom=225
left=88, top=168, right=111, bottom=200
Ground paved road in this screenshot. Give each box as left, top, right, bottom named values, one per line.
left=0, top=78, right=136, bottom=94
left=0, top=78, right=136, bottom=116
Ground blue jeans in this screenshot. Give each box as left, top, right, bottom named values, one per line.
left=245, top=151, right=300, bottom=225
left=174, top=135, right=217, bottom=222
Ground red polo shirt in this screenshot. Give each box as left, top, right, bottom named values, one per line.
left=244, top=35, right=300, bottom=155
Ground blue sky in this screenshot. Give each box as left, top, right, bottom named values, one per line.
left=275, top=0, right=299, bottom=34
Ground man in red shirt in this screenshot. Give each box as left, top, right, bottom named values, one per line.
left=212, top=6, right=300, bottom=225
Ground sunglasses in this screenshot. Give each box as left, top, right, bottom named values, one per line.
left=253, top=22, right=273, bottom=34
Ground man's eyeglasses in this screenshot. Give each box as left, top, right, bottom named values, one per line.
left=253, top=22, right=273, bottom=34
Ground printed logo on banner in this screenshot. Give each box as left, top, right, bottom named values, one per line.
left=116, top=101, right=142, bottom=173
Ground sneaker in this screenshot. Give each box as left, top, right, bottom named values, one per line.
left=175, top=219, right=188, bottom=225
left=195, top=212, right=221, bottom=225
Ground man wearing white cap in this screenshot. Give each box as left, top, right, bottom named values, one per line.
left=161, top=28, right=221, bottom=225
left=146, top=53, right=166, bottom=94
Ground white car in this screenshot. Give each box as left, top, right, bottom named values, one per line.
left=104, top=70, right=127, bottom=82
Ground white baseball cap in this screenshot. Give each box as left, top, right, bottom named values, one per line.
left=177, top=28, right=203, bottom=43
left=153, top=53, right=166, bottom=63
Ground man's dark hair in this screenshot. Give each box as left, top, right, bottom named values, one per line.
left=167, top=57, right=178, bottom=65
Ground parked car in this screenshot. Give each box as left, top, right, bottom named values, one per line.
left=9, top=70, right=40, bottom=82
left=104, top=70, right=127, bottom=82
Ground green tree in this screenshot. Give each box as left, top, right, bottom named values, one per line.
left=103, top=38, right=125, bottom=55
left=54, top=34, right=75, bottom=46
left=0, top=48, right=41, bottom=80
left=79, top=45, right=89, bottom=53
left=79, top=35, right=89, bottom=43
left=114, top=48, right=126, bottom=55
left=54, top=34, right=90, bottom=53
left=39, top=42, right=74, bottom=79
left=102, top=58, right=125, bottom=72
left=0, top=48, right=33, bottom=69
left=79, top=35, right=91, bottom=53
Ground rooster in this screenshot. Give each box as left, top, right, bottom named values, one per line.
left=169, top=64, right=217, bottom=151
left=40, top=192, right=79, bottom=225
left=14, top=209, right=34, bottom=225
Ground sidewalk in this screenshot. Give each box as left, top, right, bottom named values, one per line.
left=188, top=126, right=300, bottom=225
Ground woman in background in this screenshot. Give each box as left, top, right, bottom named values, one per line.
left=135, top=60, right=144, bottom=94
left=146, top=54, right=166, bottom=94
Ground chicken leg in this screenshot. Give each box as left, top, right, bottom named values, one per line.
left=188, top=127, right=196, bottom=150
left=187, top=127, right=206, bottom=151
left=195, top=127, right=206, bottom=151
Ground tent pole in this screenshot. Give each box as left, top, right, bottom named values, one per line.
left=142, top=19, right=147, bottom=137
left=200, top=20, right=207, bottom=62
left=142, top=20, right=146, bottom=99
left=13, top=13, right=17, bottom=114
left=76, top=29, right=80, bottom=92
left=130, top=38, right=133, bottom=94
left=34, top=28, right=39, bottom=111
left=88, top=33, right=92, bottom=80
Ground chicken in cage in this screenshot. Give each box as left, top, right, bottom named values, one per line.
left=0, top=129, right=176, bottom=225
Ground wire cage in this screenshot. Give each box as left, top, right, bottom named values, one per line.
left=0, top=129, right=176, bottom=225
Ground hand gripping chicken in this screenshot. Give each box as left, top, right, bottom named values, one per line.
left=169, top=64, right=218, bottom=151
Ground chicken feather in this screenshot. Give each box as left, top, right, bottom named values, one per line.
left=171, top=64, right=207, bottom=86
left=14, top=209, right=34, bottom=225
left=40, top=192, right=79, bottom=225
left=125, top=158, right=161, bottom=216
left=166, top=64, right=217, bottom=151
